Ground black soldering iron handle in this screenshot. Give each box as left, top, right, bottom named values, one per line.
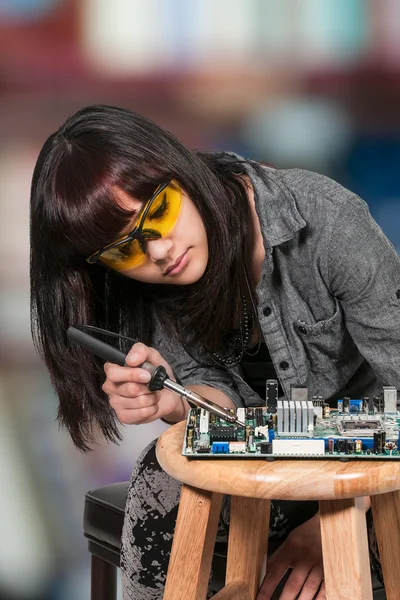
left=67, top=326, right=164, bottom=385
left=67, top=326, right=127, bottom=366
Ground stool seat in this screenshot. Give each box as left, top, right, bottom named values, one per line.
left=156, top=421, right=400, bottom=500
left=156, top=421, right=398, bottom=600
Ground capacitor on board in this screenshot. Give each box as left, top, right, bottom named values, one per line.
left=368, top=397, right=375, bottom=415
left=187, top=429, right=193, bottom=449
left=328, top=438, right=334, bottom=454
left=343, top=397, right=350, bottom=414
left=373, top=430, right=386, bottom=454
left=373, top=395, right=384, bottom=413
left=323, top=404, right=330, bottom=419
left=260, top=442, right=272, bottom=454
left=346, top=439, right=355, bottom=454
left=355, top=439, right=363, bottom=453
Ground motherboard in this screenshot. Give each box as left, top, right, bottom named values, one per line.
left=182, top=382, right=400, bottom=460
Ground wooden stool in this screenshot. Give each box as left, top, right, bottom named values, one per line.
left=156, top=420, right=400, bottom=600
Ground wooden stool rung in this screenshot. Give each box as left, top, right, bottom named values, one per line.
left=211, top=579, right=251, bottom=600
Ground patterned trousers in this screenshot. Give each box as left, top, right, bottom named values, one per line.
left=121, top=439, right=383, bottom=600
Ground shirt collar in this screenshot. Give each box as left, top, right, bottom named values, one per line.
left=220, top=152, right=307, bottom=248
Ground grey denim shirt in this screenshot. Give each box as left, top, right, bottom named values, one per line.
left=152, top=155, right=400, bottom=408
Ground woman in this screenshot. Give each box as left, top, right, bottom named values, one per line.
left=30, top=104, right=400, bottom=599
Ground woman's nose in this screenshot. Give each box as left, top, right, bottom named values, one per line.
left=146, top=237, right=174, bottom=262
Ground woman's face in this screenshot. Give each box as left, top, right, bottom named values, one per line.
left=112, top=185, right=209, bottom=285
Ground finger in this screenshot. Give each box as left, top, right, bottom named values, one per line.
left=103, top=379, right=154, bottom=399
left=116, top=381, right=155, bottom=399
left=257, top=553, right=291, bottom=600
left=297, top=566, right=325, bottom=600
left=109, top=393, right=159, bottom=412
left=116, top=404, right=159, bottom=425
left=279, top=564, right=315, bottom=600
left=125, top=342, right=175, bottom=379
left=104, top=364, right=152, bottom=385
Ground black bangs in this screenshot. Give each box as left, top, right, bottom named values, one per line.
left=47, top=142, right=167, bottom=264
left=52, top=167, right=133, bottom=262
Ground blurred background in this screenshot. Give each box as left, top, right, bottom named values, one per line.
left=0, top=0, right=399, bottom=598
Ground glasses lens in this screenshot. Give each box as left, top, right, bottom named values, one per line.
left=141, top=181, right=182, bottom=238
left=95, top=181, right=182, bottom=271
left=98, top=238, right=145, bottom=270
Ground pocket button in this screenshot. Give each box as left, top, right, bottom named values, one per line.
left=298, top=325, right=307, bottom=334
left=263, top=306, right=272, bottom=317
left=279, top=361, right=289, bottom=370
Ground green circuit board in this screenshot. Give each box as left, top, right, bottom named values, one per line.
left=182, top=384, right=400, bottom=460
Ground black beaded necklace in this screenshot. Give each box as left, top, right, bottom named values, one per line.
left=211, top=268, right=262, bottom=367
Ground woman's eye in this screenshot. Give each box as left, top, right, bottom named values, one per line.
left=149, top=193, right=168, bottom=220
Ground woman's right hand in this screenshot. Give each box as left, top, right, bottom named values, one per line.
left=102, top=342, right=187, bottom=425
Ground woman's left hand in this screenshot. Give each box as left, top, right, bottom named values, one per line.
left=256, top=513, right=325, bottom=600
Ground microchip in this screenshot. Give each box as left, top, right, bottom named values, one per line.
left=209, top=425, right=237, bottom=442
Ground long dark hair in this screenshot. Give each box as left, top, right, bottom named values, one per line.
left=30, top=104, right=255, bottom=451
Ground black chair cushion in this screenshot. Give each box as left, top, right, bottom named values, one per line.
left=84, top=481, right=129, bottom=565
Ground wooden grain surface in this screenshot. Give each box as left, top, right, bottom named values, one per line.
left=163, top=485, right=223, bottom=600
left=156, top=421, right=400, bottom=500
left=211, top=579, right=251, bottom=600
left=371, top=490, right=400, bottom=600
left=225, top=496, right=270, bottom=598
left=320, top=497, right=373, bottom=600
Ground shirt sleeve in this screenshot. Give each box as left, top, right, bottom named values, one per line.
left=151, top=316, right=246, bottom=408
left=327, top=193, right=400, bottom=388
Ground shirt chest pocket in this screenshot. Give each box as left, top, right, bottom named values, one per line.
left=295, top=300, right=357, bottom=364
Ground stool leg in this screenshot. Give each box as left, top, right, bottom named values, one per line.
left=319, top=497, right=372, bottom=600
left=370, top=490, right=400, bottom=600
left=225, top=496, right=270, bottom=600
left=163, top=484, right=223, bottom=600
left=211, top=579, right=251, bottom=600
left=90, top=555, right=117, bottom=600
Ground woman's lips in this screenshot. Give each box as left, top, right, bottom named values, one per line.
left=164, top=250, right=189, bottom=276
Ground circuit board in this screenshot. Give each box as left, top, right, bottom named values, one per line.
left=182, top=382, right=400, bottom=460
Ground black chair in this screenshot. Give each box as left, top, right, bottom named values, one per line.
left=84, top=482, right=128, bottom=600
left=83, top=482, right=387, bottom=600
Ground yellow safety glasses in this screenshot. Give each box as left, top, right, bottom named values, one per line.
left=87, top=180, right=182, bottom=271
